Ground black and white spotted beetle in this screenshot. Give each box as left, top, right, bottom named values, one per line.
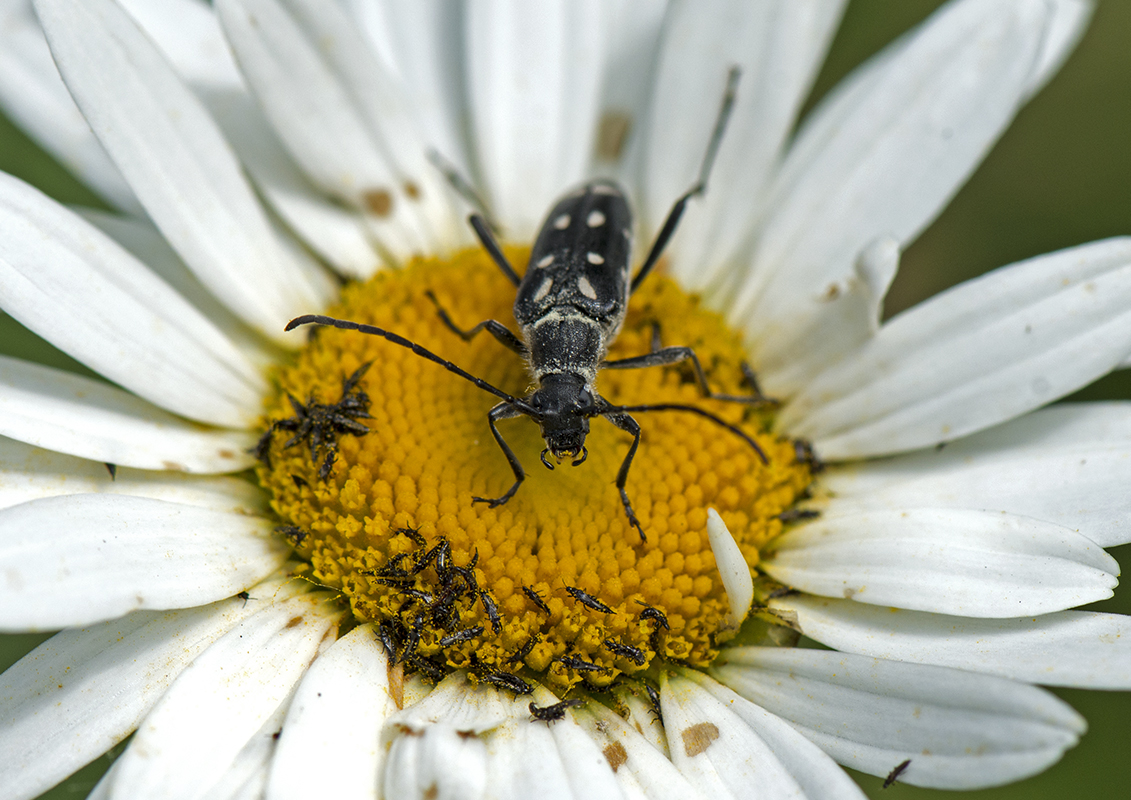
left=286, top=68, right=767, bottom=541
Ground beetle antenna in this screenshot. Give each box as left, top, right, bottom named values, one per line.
left=631, top=65, right=742, bottom=293
left=607, top=401, right=767, bottom=465
left=285, top=315, right=538, bottom=416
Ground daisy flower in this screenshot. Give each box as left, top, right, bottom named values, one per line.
left=1, top=0, right=1130, bottom=798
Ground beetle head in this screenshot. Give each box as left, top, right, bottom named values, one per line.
left=529, top=373, right=595, bottom=467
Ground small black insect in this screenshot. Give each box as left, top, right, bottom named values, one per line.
left=643, top=683, right=663, bottom=724
left=395, top=526, right=427, bottom=547
left=635, top=601, right=670, bottom=630
left=522, top=585, right=552, bottom=615
left=286, top=68, right=768, bottom=541
left=407, top=652, right=447, bottom=683
left=529, top=698, right=584, bottom=724
left=377, top=620, right=404, bottom=662
left=480, top=589, right=502, bottom=633
left=774, top=508, right=821, bottom=523
left=792, top=438, right=823, bottom=474
left=236, top=590, right=251, bottom=606
left=507, top=633, right=541, bottom=665
left=439, top=625, right=483, bottom=647
left=253, top=363, right=372, bottom=480
left=883, top=759, right=912, bottom=789
left=275, top=524, right=309, bottom=547
left=556, top=655, right=605, bottom=674
left=564, top=587, right=614, bottom=614
left=603, top=638, right=646, bottom=665
left=480, top=669, right=534, bottom=695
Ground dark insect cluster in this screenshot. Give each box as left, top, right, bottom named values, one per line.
left=254, top=362, right=373, bottom=480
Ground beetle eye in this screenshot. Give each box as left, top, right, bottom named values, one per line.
left=577, top=389, right=594, bottom=409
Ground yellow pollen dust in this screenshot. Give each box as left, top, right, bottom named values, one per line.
left=256, top=247, right=811, bottom=690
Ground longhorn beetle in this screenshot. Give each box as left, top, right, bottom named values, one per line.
left=286, top=67, right=767, bottom=541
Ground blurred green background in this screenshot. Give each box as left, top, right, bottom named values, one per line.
left=2, top=0, right=1130, bottom=798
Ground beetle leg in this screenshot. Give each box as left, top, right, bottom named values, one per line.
left=603, top=411, right=646, bottom=542
left=473, top=402, right=527, bottom=508
left=425, top=291, right=527, bottom=355
left=603, top=344, right=773, bottom=405
left=468, top=214, right=522, bottom=287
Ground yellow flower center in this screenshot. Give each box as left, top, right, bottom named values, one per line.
left=256, top=247, right=811, bottom=690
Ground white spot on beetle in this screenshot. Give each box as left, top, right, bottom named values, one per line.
left=534, top=278, right=553, bottom=302
left=537, top=254, right=554, bottom=268
left=554, top=214, right=571, bottom=230
left=587, top=252, right=605, bottom=265
left=578, top=276, right=598, bottom=299
left=592, top=184, right=619, bottom=195
left=587, top=210, right=606, bottom=227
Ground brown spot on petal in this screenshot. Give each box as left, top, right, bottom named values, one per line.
left=596, top=111, right=632, bottom=161
left=364, top=188, right=394, bottom=217
left=423, top=784, right=438, bottom=800
left=682, top=722, right=719, bottom=757
left=162, top=461, right=186, bottom=471
left=284, top=616, right=304, bottom=629
left=218, top=449, right=236, bottom=459
left=403, top=180, right=421, bottom=200
left=603, top=741, right=628, bottom=772
left=388, top=661, right=404, bottom=709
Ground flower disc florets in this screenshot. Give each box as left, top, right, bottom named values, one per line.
left=256, top=248, right=811, bottom=690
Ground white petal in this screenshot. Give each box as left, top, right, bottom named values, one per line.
left=1023, top=0, right=1093, bottom=99
left=0, top=0, right=141, bottom=213
left=751, top=235, right=901, bottom=396
left=735, top=0, right=1072, bottom=392
left=34, top=0, right=335, bottom=345
left=266, top=624, right=396, bottom=800
left=466, top=0, right=610, bottom=239
left=781, top=238, right=1131, bottom=458
left=706, top=509, right=753, bottom=628
left=825, top=446, right=1131, bottom=548
left=390, top=671, right=513, bottom=734
left=0, top=435, right=265, bottom=514
left=383, top=720, right=488, bottom=800
left=0, top=589, right=290, bottom=800
left=214, top=0, right=432, bottom=262
left=483, top=715, right=575, bottom=800
left=678, top=669, right=869, bottom=800
left=200, top=708, right=277, bottom=800
left=587, top=0, right=667, bottom=179
left=659, top=671, right=804, bottom=800
left=116, top=0, right=244, bottom=89
left=276, top=0, right=464, bottom=249
left=352, top=0, right=474, bottom=180
left=529, top=687, right=623, bottom=800
left=713, top=646, right=1084, bottom=789
left=0, top=494, right=289, bottom=630
left=107, top=595, right=338, bottom=800
left=0, top=172, right=266, bottom=427
left=0, top=356, right=257, bottom=473
left=762, top=508, right=1117, bottom=617
left=574, top=701, right=706, bottom=800
left=76, top=208, right=279, bottom=370
left=820, top=401, right=1131, bottom=494
left=110, top=0, right=387, bottom=277
left=775, top=595, right=1131, bottom=690
left=639, top=0, right=846, bottom=290
left=611, top=683, right=668, bottom=757
left=199, top=87, right=385, bottom=279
